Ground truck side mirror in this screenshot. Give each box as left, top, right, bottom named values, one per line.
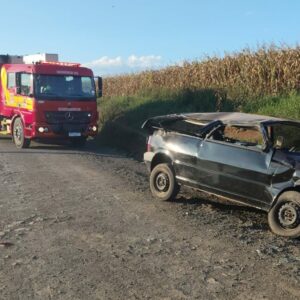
left=95, top=76, right=103, bottom=98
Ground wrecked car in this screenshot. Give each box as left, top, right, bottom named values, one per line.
left=142, top=112, right=300, bottom=238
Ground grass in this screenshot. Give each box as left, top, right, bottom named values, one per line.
left=97, top=45, right=300, bottom=156
left=99, top=88, right=233, bottom=129
left=96, top=88, right=300, bottom=157
left=243, top=92, right=300, bottom=119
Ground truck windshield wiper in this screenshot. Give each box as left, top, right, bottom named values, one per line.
left=68, top=94, right=84, bottom=97
left=42, top=92, right=59, bottom=96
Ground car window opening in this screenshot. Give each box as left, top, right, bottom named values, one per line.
left=209, top=125, right=264, bottom=149
left=266, top=123, right=300, bottom=153
left=163, top=119, right=209, bottom=137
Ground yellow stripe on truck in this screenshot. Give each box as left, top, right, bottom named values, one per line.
left=1, top=66, right=10, bottom=104
left=1, top=67, right=34, bottom=111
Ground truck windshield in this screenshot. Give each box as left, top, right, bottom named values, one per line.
left=34, top=75, right=96, bottom=100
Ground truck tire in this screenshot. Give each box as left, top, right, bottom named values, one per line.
left=13, top=118, right=30, bottom=149
left=70, top=137, right=87, bottom=148
left=268, top=191, right=300, bottom=238
left=150, top=163, right=179, bottom=201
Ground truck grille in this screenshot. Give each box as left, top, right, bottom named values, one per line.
left=45, top=111, right=92, bottom=124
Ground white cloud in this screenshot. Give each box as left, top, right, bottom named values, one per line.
left=84, top=55, right=164, bottom=76
left=86, top=56, right=122, bottom=68
left=127, top=55, right=162, bottom=68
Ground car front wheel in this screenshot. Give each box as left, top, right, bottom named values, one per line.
left=150, top=163, right=179, bottom=201
left=268, top=191, right=300, bottom=238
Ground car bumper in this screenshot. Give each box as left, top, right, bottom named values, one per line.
left=144, top=151, right=155, bottom=172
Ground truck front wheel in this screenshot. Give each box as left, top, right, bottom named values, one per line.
left=13, top=118, right=30, bottom=149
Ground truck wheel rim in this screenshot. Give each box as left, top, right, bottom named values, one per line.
left=155, top=173, right=169, bottom=192
left=14, top=123, right=23, bottom=144
left=278, top=202, right=299, bottom=228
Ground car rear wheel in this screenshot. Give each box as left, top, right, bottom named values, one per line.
left=150, top=163, right=179, bottom=201
left=13, top=118, right=30, bottom=149
left=268, top=191, right=300, bottom=238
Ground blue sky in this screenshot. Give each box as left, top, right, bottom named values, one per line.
left=1, top=0, right=300, bottom=75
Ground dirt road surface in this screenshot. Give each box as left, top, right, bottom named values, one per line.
left=0, top=138, right=299, bottom=300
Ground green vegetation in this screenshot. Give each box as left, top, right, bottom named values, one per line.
left=96, top=88, right=300, bottom=157
left=243, top=92, right=300, bottom=120
left=103, top=46, right=300, bottom=101
left=99, top=88, right=232, bottom=129
left=97, top=45, right=300, bottom=156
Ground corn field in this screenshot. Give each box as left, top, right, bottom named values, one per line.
left=103, top=46, right=300, bottom=101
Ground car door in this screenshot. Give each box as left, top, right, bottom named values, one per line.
left=166, top=120, right=222, bottom=185
left=196, top=125, right=276, bottom=208
left=165, top=132, right=201, bottom=181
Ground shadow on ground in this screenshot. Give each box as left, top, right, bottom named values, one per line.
left=0, top=137, right=127, bottom=159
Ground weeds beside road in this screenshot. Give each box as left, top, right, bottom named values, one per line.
left=97, top=89, right=300, bottom=156
left=98, top=45, right=300, bottom=154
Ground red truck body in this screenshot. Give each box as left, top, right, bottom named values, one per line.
left=0, top=58, right=100, bottom=148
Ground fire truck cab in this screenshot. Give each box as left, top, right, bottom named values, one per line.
left=0, top=54, right=102, bottom=148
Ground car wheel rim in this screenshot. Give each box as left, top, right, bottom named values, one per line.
left=155, top=172, right=169, bottom=192
left=278, top=202, right=299, bottom=229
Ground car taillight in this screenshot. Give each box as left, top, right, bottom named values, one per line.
left=147, top=136, right=152, bottom=152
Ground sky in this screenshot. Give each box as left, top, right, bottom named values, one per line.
left=1, top=0, right=300, bottom=76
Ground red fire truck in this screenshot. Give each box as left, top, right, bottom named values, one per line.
left=0, top=54, right=102, bottom=148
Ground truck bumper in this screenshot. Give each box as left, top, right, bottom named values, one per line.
left=29, top=122, right=98, bottom=139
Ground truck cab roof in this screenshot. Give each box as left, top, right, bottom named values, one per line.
left=1, top=62, right=93, bottom=77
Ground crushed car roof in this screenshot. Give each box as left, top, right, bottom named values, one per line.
left=183, top=112, right=286, bottom=125
left=142, top=112, right=300, bottom=131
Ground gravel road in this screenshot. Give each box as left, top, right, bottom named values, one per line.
left=0, top=138, right=299, bottom=300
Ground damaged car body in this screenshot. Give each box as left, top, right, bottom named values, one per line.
left=142, top=112, right=300, bottom=238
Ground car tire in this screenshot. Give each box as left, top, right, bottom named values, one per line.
left=150, top=163, right=179, bottom=201
left=70, top=137, right=87, bottom=148
left=268, top=191, right=300, bottom=238
left=13, top=117, right=30, bottom=149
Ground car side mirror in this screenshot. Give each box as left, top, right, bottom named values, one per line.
left=95, top=76, right=103, bottom=98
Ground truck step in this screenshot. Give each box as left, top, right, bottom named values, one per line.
left=0, top=131, right=11, bottom=136
left=0, top=119, right=11, bottom=134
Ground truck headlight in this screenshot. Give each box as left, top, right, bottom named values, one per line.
left=38, top=127, right=49, bottom=133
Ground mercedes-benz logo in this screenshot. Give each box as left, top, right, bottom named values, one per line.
left=65, top=112, right=74, bottom=121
